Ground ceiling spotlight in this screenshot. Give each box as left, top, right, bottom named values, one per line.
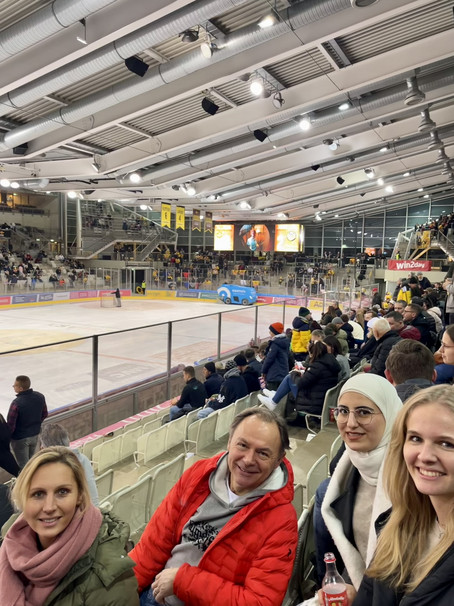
left=129, top=172, right=142, bottom=184
left=298, top=115, right=311, bottom=131
left=124, top=56, right=149, bottom=77
left=418, top=108, right=436, bottom=132
left=185, top=184, right=196, bottom=196
left=338, top=102, right=350, bottom=111
left=250, top=79, right=264, bottom=96
left=0, top=178, right=10, bottom=187
left=10, top=181, right=19, bottom=189
left=180, top=28, right=199, bottom=43
left=335, top=214, right=339, bottom=218
left=272, top=92, right=285, bottom=109
left=428, top=129, right=443, bottom=150
left=258, top=14, right=277, bottom=28
left=436, top=148, right=449, bottom=164
left=441, top=162, right=452, bottom=175
left=385, top=185, right=394, bottom=193
left=278, top=212, right=289, bottom=219
left=447, top=173, right=454, bottom=182
left=67, top=191, right=78, bottom=199
left=140, top=204, right=148, bottom=211
left=350, top=0, right=380, bottom=6
left=315, top=213, right=322, bottom=221
left=323, top=138, right=339, bottom=151
left=253, top=129, right=268, bottom=142
left=336, top=176, right=345, bottom=185
left=359, top=193, right=366, bottom=197
left=418, top=188, right=423, bottom=192
left=76, top=18, right=87, bottom=45
left=91, top=160, right=100, bottom=173
left=201, top=97, right=219, bottom=115
left=403, top=171, right=410, bottom=177
left=364, top=168, right=375, bottom=179
left=200, top=42, right=216, bottom=58
left=424, top=194, right=429, bottom=198
left=377, top=177, right=385, bottom=186
left=238, top=73, right=251, bottom=82
left=311, top=165, right=321, bottom=172
left=379, top=145, right=389, bottom=152
left=404, top=76, right=425, bottom=106
left=239, top=200, right=252, bottom=210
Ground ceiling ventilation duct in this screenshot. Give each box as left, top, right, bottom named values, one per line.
left=404, top=76, right=425, bottom=106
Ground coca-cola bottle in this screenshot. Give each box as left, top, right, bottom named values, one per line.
left=321, top=552, right=349, bottom=606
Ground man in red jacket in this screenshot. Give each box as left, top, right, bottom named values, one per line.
left=130, top=408, right=298, bottom=606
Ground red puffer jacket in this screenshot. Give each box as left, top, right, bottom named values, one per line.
left=130, top=453, right=297, bottom=606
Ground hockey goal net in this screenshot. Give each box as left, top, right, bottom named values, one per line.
left=100, top=292, right=115, bottom=307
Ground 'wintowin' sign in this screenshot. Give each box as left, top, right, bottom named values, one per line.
left=387, top=260, right=432, bottom=271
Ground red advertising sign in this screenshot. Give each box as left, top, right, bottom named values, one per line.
left=387, top=260, right=432, bottom=271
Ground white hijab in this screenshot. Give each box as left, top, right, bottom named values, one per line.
left=339, top=373, right=402, bottom=485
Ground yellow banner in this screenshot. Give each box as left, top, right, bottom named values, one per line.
left=161, top=202, right=171, bottom=228
left=176, top=206, right=185, bottom=230
left=204, top=211, right=213, bottom=233
left=192, top=209, right=201, bottom=231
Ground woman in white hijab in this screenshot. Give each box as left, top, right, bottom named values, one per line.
left=317, top=374, right=402, bottom=604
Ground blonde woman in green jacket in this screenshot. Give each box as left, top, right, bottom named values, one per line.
left=0, top=446, right=139, bottom=606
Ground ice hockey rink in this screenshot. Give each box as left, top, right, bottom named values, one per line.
left=0, top=297, right=293, bottom=418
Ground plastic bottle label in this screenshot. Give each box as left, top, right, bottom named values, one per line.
left=322, top=584, right=348, bottom=606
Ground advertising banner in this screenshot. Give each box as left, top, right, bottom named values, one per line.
left=274, top=224, right=300, bottom=252
left=176, top=206, right=185, bottom=230
left=0, top=296, right=11, bottom=305
left=192, top=209, right=201, bottom=231
left=214, top=224, right=234, bottom=250
left=176, top=290, right=198, bottom=298
left=38, top=294, right=54, bottom=302
left=70, top=290, right=98, bottom=299
left=53, top=292, right=70, bottom=301
left=387, top=260, right=432, bottom=271
left=161, top=202, right=171, bottom=228
left=12, top=294, right=38, bottom=304
left=204, top=211, right=213, bottom=233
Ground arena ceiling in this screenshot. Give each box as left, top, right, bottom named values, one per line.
left=0, top=0, right=453, bottom=224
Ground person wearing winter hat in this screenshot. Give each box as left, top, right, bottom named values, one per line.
left=299, top=306, right=322, bottom=331
left=234, top=353, right=261, bottom=393
left=261, top=323, right=291, bottom=390
left=198, top=359, right=248, bottom=419
left=203, top=361, right=224, bottom=398
left=291, top=316, right=311, bottom=362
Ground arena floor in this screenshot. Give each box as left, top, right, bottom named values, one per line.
left=0, top=297, right=295, bottom=417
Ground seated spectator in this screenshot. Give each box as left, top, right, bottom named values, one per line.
left=434, top=324, right=454, bottom=385
left=410, top=296, right=437, bottom=334
left=385, top=339, right=435, bottom=401
left=234, top=354, right=260, bottom=393
left=202, top=362, right=223, bottom=398
left=39, top=423, right=99, bottom=506
left=315, top=375, right=402, bottom=603
left=0, top=447, right=138, bottom=605
left=403, top=303, right=431, bottom=346
left=353, top=385, right=454, bottom=605
left=339, top=314, right=355, bottom=348
left=325, top=319, right=349, bottom=355
left=348, top=315, right=365, bottom=347
left=259, top=342, right=340, bottom=417
left=348, top=318, right=380, bottom=368
left=244, top=347, right=262, bottom=374
left=392, top=299, right=408, bottom=314
left=261, top=323, right=290, bottom=390
left=422, top=297, right=443, bottom=333
left=130, top=409, right=298, bottom=606
left=384, top=311, right=421, bottom=340
left=368, top=318, right=402, bottom=377
left=169, top=366, right=207, bottom=421
left=197, top=360, right=248, bottom=419
left=323, top=335, right=351, bottom=381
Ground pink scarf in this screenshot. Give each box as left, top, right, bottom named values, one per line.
left=0, top=504, right=102, bottom=606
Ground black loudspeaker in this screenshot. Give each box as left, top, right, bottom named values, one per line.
left=201, top=97, right=219, bottom=115
left=13, top=143, right=28, bottom=155
left=336, top=176, right=345, bottom=185
left=125, top=56, right=149, bottom=77
left=253, top=129, right=267, bottom=142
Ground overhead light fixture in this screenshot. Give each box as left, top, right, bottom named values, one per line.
left=379, top=145, right=389, bottom=152
left=124, top=56, right=149, bottom=77
left=0, top=178, right=10, bottom=187
left=238, top=73, right=251, bottom=82
left=185, top=183, right=196, bottom=196
left=436, top=148, right=449, bottom=164
left=418, top=108, right=436, bottom=132
left=140, top=204, right=148, bottom=210
left=364, top=168, right=375, bottom=179
left=441, top=162, right=452, bottom=175
left=91, top=160, right=100, bottom=172
left=423, top=194, right=429, bottom=198
left=404, top=76, right=425, bottom=106
left=10, top=181, right=19, bottom=189
left=418, top=188, right=423, bottom=192
left=272, top=92, right=284, bottom=108
left=258, top=14, right=276, bottom=28
left=335, top=214, right=339, bottom=218
left=323, top=138, right=339, bottom=151
left=359, top=192, right=366, bottom=197
left=377, top=177, right=385, bottom=186
left=403, top=171, right=410, bottom=177
left=298, top=115, right=311, bottom=131
left=336, top=176, right=345, bottom=185
left=76, top=18, right=87, bottom=45
left=13, top=143, right=28, bottom=155
left=315, top=213, right=322, bottom=221
left=278, top=212, right=289, bottom=219
left=338, top=102, right=350, bottom=111
left=350, top=0, right=380, bottom=6
left=129, top=172, right=142, bottom=184
left=428, top=129, right=443, bottom=150
left=200, top=42, right=216, bottom=58
left=311, top=165, right=320, bottom=172
left=250, top=79, right=264, bottom=96
left=201, top=97, right=219, bottom=115
left=253, top=129, right=268, bottom=142
left=385, top=185, right=394, bottom=193
left=180, top=28, right=199, bottom=43
left=239, top=200, right=252, bottom=210
left=67, top=190, right=78, bottom=199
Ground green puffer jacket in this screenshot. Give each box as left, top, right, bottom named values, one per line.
left=41, top=510, right=139, bottom=606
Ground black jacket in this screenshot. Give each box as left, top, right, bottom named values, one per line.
left=354, top=543, right=454, bottom=606
left=204, top=372, right=223, bottom=398
left=7, top=388, right=47, bottom=440
left=241, top=366, right=261, bottom=393
left=408, top=313, right=431, bottom=346
left=262, top=334, right=290, bottom=383
left=369, top=331, right=402, bottom=377
left=210, top=368, right=248, bottom=411
left=177, top=377, right=207, bottom=410
left=295, top=353, right=341, bottom=414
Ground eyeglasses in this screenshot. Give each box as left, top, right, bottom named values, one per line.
left=440, top=342, right=454, bottom=350
left=333, top=406, right=380, bottom=425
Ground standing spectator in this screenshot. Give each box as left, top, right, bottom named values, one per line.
left=7, top=376, right=47, bottom=469
left=417, top=271, right=431, bottom=290
left=0, top=414, right=19, bottom=477
left=261, top=323, right=289, bottom=390
left=443, top=277, right=454, bottom=324
left=291, top=315, right=311, bottom=362
left=169, top=366, right=206, bottom=421
left=234, top=353, right=260, bottom=393
left=141, top=279, right=146, bottom=295
left=202, top=362, right=223, bottom=398
left=244, top=347, right=262, bottom=375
